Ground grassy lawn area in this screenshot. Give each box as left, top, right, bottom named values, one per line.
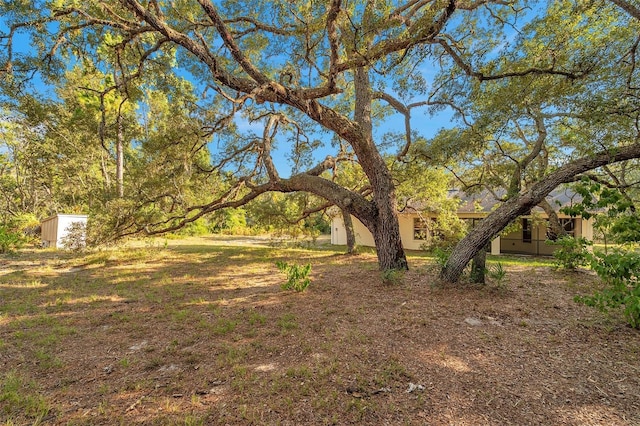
left=1, top=236, right=639, bottom=425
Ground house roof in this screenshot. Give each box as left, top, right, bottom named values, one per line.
left=329, top=186, right=585, bottom=217
left=40, top=214, right=89, bottom=224
left=452, top=186, right=584, bottom=213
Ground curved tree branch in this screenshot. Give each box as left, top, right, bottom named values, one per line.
left=609, top=0, right=640, bottom=21
left=436, top=38, right=590, bottom=81
left=442, top=143, right=640, bottom=282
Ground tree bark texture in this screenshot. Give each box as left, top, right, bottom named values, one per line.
left=538, top=198, right=563, bottom=240
left=352, top=66, right=408, bottom=270
left=342, top=208, right=356, bottom=254
left=116, top=112, right=124, bottom=198
left=441, top=144, right=640, bottom=282
left=470, top=244, right=488, bottom=284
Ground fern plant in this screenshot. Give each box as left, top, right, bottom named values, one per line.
left=0, top=226, right=24, bottom=254
left=487, top=262, right=507, bottom=289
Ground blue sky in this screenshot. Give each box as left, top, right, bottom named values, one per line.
left=0, top=12, right=456, bottom=176
left=232, top=101, right=454, bottom=175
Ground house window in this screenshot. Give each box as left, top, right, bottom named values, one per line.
left=522, top=218, right=532, bottom=243
left=430, top=218, right=444, bottom=240
left=413, top=217, right=429, bottom=240
left=547, top=218, right=576, bottom=240
left=559, top=218, right=575, bottom=237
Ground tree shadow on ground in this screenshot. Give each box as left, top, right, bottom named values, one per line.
left=1, top=239, right=639, bottom=425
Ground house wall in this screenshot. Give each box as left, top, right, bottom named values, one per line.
left=331, top=212, right=593, bottom=257
left=581, top=217, right=595, bottom=240
left=330, top=216, right=346, bottom=245
left=40, top=214, right=88, bottom=248
left=331, top=214, right=434, bottom=251
left=500, top=217, right=590, bottom=256
left=399, top=214, right=425, bottom=251
left=331, top=216, right=375, bottom=247
left=331, top=213, right=494, bottom=252
left=500, top=223, right=554, bottom=255
left=41, top=215, right=59, bottom=248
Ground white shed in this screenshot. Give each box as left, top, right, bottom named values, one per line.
left=40, top=214, right=88, bottom=249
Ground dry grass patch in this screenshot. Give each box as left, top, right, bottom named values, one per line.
left=1, top=236, right=639, bottom=425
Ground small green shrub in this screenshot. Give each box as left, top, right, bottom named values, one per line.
left=432, top=247, right=451, bottom=269
left=549, top=236, right=592, bottom=270
left=487, top=262, right=507, bottom=288
left=381, top=268, right=404, bottom=285
left=575, top=250, right=640, bottom=328
left=0, top=225, right=24, bottom=254
left=60, top=221, right=87, bottom=251
left=11, top=213, right=40, bottom=245
left=276, top=261, right=311, bottom=292
left=178, top=219, right=210, bottom=236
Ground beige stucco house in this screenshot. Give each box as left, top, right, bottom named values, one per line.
left=330, top=189, right=595, bottom=256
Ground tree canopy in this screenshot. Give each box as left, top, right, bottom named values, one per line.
left=1, top=0, right=640, bottom=278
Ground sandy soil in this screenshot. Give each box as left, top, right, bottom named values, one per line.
left=1, top=236, right=638, bottom=425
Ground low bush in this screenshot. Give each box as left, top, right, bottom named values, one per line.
left=276, top=261, right=311, bottom=292
left=549, top=236, right=592, bottom=270
left=60, top=222, right=87, bottom=251
left=576, top=250, right=640, bottom=328
left=0, top=225, right=24, bottom=254
left=488, top=262, right=507, bottom=289
left=381, top=268, right=404, bottom=285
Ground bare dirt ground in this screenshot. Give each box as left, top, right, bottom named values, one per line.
left=1, top=236, right=639, bottom=425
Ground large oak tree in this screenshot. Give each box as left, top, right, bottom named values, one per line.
left=2, top=0, right=640, bottom=275
left=434, top=0, right=640, bottom=281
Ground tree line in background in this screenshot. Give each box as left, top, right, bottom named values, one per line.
left=0, top=0, right=639, bottom=284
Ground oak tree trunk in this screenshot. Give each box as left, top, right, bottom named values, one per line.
left=539, top=198, right=563, bottom=240
left=353, top=66, right=408, bottom=270
left=371, top=205, right=409, bottom=270
left=342, top=208, right=356, bottom=254
left=470, top=244, right=488, bottom=284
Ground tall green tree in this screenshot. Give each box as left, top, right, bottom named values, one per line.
left=3, top=0, right=640, bottom=275
left=0, top=63, right=218, bottom=240
left=0, top=0, right=503, bottom=270
left=0, top=99, right=81, bottom=218
left=435, top=0, right=640, bottom=281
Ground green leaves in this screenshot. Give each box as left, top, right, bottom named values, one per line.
left=562, top=178, right=640, bottom=244
left=0, top=225, right=25, bottom=254
left=575, top=250, right=640, bottom=328
left=276, top=261, right=311, bottom=292
left=549, top=236, right=592, bottom=270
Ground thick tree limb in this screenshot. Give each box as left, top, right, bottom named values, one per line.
left=334, top=0, right=456, bottom=73
left=441, top=143, right=640, bottom=282
left=436, top=38, right=590, bottom=81
left=196, top=0, right=270, bottom=85
left=128, top=170, right=376, bottom=239
left=609, top=0, right=640, bottom=21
